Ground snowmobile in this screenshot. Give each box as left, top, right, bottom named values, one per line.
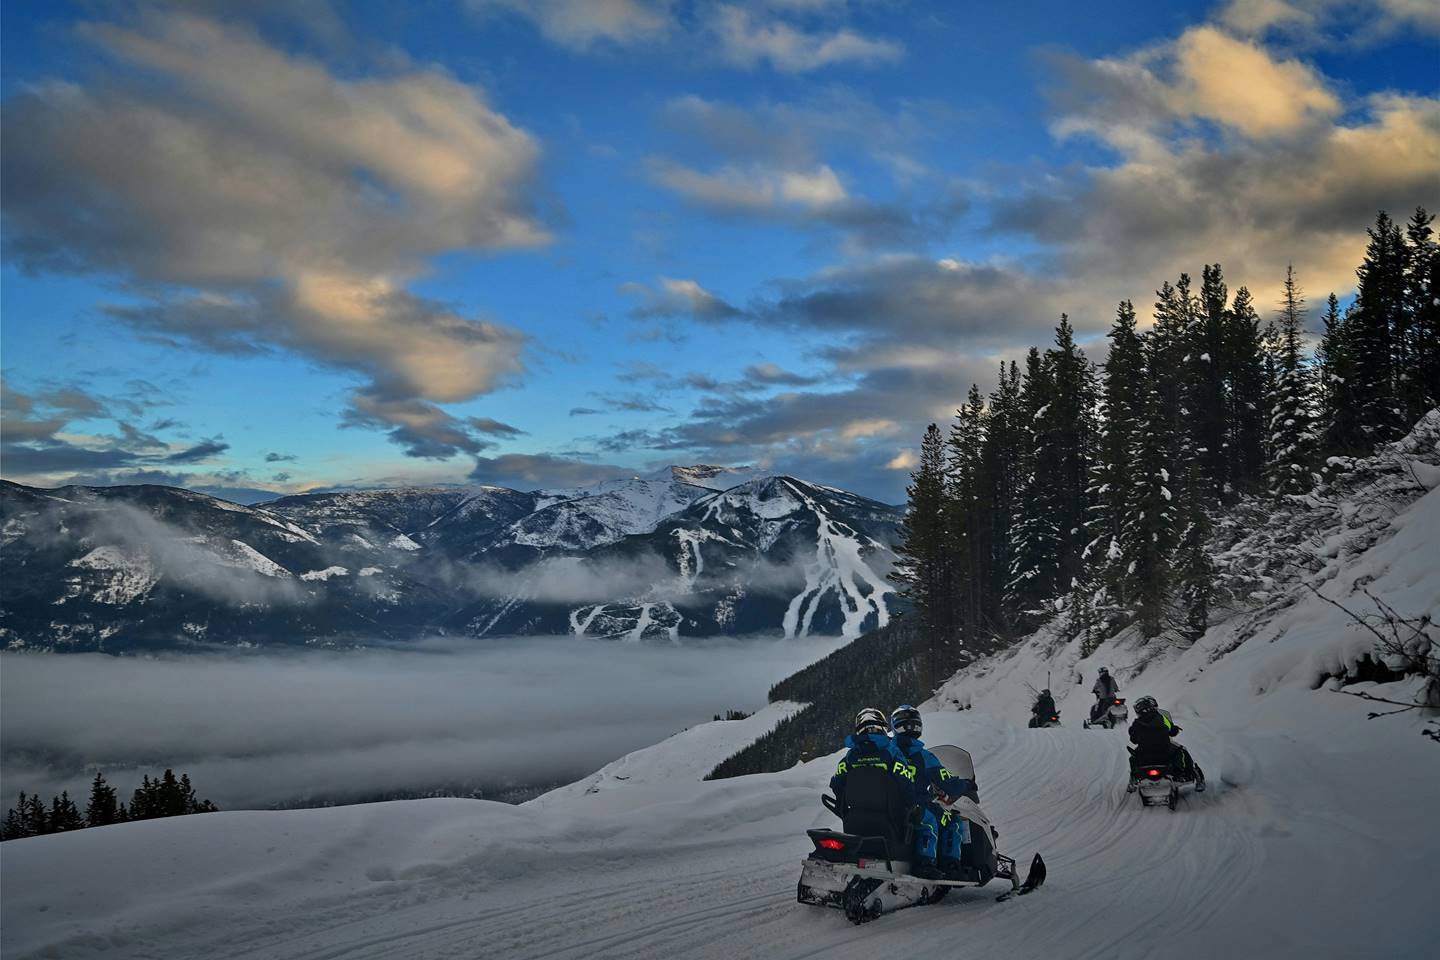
left=1126, top=748, right=1205, bottom=810
left=798, top=744, right=1046, bottom=923
left=1084, top=698, right=1129, bottom=730
left=1027, top=711, right=1061, bottom=729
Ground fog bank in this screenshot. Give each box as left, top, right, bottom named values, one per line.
left=0, top=635, right=846, bottom=809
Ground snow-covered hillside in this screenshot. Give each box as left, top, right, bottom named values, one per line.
left=4, top=456, right=1436, bottom=957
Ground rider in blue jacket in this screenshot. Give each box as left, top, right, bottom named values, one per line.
left=890, top=704, right=977, bottom=881
left=829, top=707, right=908, bottom=812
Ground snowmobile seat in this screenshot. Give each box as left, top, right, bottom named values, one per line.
left=838, top=765, right=912, bottom=860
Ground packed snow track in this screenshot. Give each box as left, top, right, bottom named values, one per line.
left=4, top=701, right=1435, bottom=960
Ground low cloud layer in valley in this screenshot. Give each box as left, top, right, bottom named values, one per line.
left=0, top=636, right=845, bottom=810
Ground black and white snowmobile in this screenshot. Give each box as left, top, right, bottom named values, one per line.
left=1027, top=712, right=1061, bottom=729
left=797, top=744, right=1046, bottom=923
left=1084, top=698, right=1129, bottom=729
left=1126, top=749, right=1206, bottom=810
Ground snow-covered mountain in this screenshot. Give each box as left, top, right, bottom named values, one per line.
left=3, top=426, right=1435, bottom=959
left=0, top=468, right=902, bottom=650
left=451, top=475, right=901, bottom=641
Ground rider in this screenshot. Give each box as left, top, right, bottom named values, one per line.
left=829, top=707, right=907, bottom=814
left=1128, top=696, right=1206, bottom=791
left=889, top=705, right=977, bottom=881
left=1029, top=689, right=1057, bottom=728
left=1090, top=667, right=1120, bottom=723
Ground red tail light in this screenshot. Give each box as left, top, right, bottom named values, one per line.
left=1147, top=769, right=1160, bottom=777
left=1115, top=699, right=1123, bottom=704
left=817, top=838, right=845, bottom=851
left=1050, top=715, right=1059, bottom=721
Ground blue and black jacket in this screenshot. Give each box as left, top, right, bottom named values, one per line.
left=892, top=735, right=978, bottom=806
left=829, top=733, right=908, bottom=806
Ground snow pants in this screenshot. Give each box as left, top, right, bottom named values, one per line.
left=914, top=807, right=939, bottom=863
left=939, top=806, right=969, bottom=861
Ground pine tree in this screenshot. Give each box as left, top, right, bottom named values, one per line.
left=947, top=384, right=989, bottom=638
left=1402, top=207, right=1439, bottom=425
left=1317, top=293, right=1365, bottom=454
left=48, top=792, right=84, bottom=832
left=892, top=424, right=950, bottom=692
left=85, top=772, right=120, bottom=827
left=1007, top=347, right=1061, bottom=622
left=1267, top=265, right=1320, bottom=495
left=130, top=775, right=156, bottom=821
left=23, top=793, right=48, bottom=836
left=3, top=794, right=33, bottom=840
left=1194, top=264, right=1230, bottom=501
left=978, top=361, right=1024, bottom=637
left=1088, top=301, right=1145, bottom=610
left=1123, top=281, right=1187, bottom=638
left=1046, top=315, right=1098, bottom=589
left=1350, top=210, right=1407, bottom=444
left=1226, top=286, right=1267, bottom=489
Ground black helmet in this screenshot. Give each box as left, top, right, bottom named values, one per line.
left=1041, top=689, right=1051, bottom=697
left=1135, top=696, right=1158, bottom=715
left=1099, top=666, right=1109, bottom=676
left=854, top=707, right=888, bottom=735
left=890, top=704, right=922, bottom=737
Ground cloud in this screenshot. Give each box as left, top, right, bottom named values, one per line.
left=708, top=4, right=903, bottom=72
left=0, top=379, right=215, bottom=485
left=264, top=452, right=298, bottom=463
left=1, top=10, right=547, bottom=459
left=162, top=438, right=230, bottom=464
left=622, top=277, right=742, bottom=322
left=468, top=453, right=635, bottom=490
left=468, top=0, right=902, bottom=73
left=0, top=637, right=845, bottom=809
left=1218, top=0, right=1440, bottom=41
left=646, top=92, right=967, bottom=247
left=884, top=449, right=918, bottom=471
left=468, top=0, right=671, bottom=50
left=568, top=407, right=604, bottom=416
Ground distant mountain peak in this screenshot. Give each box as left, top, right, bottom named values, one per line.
left=649, top=464, right=761, bottom=489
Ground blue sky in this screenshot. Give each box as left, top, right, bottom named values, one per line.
left=2, top=0, right=1436, bottom=503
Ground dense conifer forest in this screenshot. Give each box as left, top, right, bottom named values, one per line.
left=710, top=206, right=1439, bottom=779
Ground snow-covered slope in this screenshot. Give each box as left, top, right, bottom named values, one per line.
left=4, top=436, right=1437, bottom=958
left=3, top=650, right=1435, bottom=959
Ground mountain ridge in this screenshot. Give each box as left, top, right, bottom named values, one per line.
left=0, top=468, right=904, bottom=651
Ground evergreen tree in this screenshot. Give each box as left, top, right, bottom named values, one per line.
left=1402, top=207, right=1439, bottom=424
left=891, top=424, right=950, bottom=692
left=1317, top=293, right=1365, bottom=454
left=947, top=384, right=989, bottom=638
left=1350, top=210, right=1407, bottom=443
left=48, top=792, right=84, bottom=832
left=1007, top=347, right=1061, bottom=621
left=1194, top=264, right=1231, bottom=501
left=130, top=775, right=156, bottom=821
left=1046, top=315, right=1099, bottom=589
left=85, top=772, right=120, bottom=827
left=3, top=794, right=33, bottom=840
left=1123, top=282, right=1187, bottom=638
left=1088, top=300, right=1145, bottom=609
left=23, top=793, right=48, bottom=836
left=1225, top=286, right=1267, bottom=489
left=978, top=361, right=1025, bottom=637
left=1267, top=265, right=1320, bottom=495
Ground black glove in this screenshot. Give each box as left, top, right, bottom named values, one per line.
left=906, top=805, right=925, bottom=826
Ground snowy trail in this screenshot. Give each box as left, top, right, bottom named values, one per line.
left=6, top=699, right=1434, bottom=960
